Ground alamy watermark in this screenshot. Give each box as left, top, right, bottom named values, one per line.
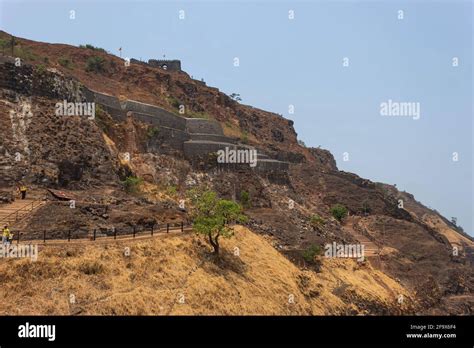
left=324, top=242, right=365, bottom=262
left=0, top=243, right=38, bottom=261
left=380, top=99, right=420, bottom=120
left=55, top=100, right=95, bottom=120
left=217, top=146, right=257, bottom=168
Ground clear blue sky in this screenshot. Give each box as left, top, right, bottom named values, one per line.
left=1, top=0, right=472, bottom=235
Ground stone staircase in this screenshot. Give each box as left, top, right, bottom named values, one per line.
left=0, top=199, right=45, bottom=226
left=342, top=216, right=380, bottom=258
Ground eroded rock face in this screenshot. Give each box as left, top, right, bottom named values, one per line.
left=309, top=147, right=337, bottom=171
left=0, top=90, right=119, bottom=189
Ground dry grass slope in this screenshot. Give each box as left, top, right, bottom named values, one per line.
left=0, top=226, right=413, bottom=315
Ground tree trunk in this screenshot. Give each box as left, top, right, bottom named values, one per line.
left=208, top=233, right=219, bottom=255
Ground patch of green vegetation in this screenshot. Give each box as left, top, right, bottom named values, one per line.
left=85, top=56, right=106, bottom=73
left=79, top=44, right=107, bottom=53
left=166, top=185, right=178, bottom=196
left=302, top=244, right=322, bottom=263
left=187, top=188, right=247, bottom=255
left=35, top=64, right=47, bottom=75
left=330, top=204, right=348, bottom=222
left=310, top=214, right=326, bottom=227
left=168, top=96, right=182, bottom=109
left=240, top=190, right=251, bottom=208
left=58, top=57, right=73, bottom=69
left=186, top=111, right=210, bottom=119
left=0, top=38, right=10, bottom=52
left=122, top=176, right=143, bottom=194
left=240, top=130, right=249, bottom=144
left=13, top=46, right=39, bottom=61
left=147, top=126, right=160, bottom=138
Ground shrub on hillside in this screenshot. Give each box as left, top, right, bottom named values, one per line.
left=240, top=190, right=251, bottom=208
left=86, top=56, right=106, bottom=73
left=310, top=214, right=326, bottom=227
left=330, top=204, right=348, bottom=222
left=79, top=44, right=107, bottom=53
left=302, top=244, right=322, bottom=263
left=122, top=176, right=143, bottom=193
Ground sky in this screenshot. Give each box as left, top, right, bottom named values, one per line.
left=1, top=0, right=472, bottom=235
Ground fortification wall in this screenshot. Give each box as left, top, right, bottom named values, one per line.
left=100, top=104, right=127, bottom=122
left=183, top=141, right=233, bottom=159
left=147, top=127, right=189, bottom=152
left=123, top=100, right=187, bottom=130
left=92, top=91, right=122, bottom=109
left=133, top=111, right=186, bottom=131
left=148, top=59, right=181, bottom=71
left=186, top=118, right=224, bottom=135
left=255, top=160, right=289, bottom=172
left=130, top=58, right=181, bottom=71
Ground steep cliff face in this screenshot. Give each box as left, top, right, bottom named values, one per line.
left=0, top=31, right=473, bottom=315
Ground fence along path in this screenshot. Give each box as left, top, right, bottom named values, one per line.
left=10, top=221, right=193, bottom=246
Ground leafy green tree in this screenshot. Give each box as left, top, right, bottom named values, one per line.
left=188, top=189, right=247, bottom=255
left=330, top=204, right=348, bottom=222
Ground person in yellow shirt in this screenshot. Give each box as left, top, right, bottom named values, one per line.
left=19, top=184, right=27, bottom=199
left=2, top=225, right=11, bottom=245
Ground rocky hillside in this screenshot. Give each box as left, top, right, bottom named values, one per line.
left=0, top=31, right=473, bottom=315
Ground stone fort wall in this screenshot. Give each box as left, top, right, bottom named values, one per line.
left=130, top=58, right=181, bottom=71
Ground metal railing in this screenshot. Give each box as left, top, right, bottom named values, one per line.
left=8, top=221, right=191, bottom=244
left=0, top=198, right=45, bottom=225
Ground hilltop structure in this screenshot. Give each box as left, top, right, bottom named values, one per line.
left=130, top=58, right=181, bottom=71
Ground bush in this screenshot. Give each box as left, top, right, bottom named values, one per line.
left=122, top=176, right=143, bottom=193
left=310, top=214, right=325, bottom=227
left=86, top=56, right=106, bottom=73
left=58, top=57, right=72, bottom=69
left=331, top=204, right=348, bottom=222
left=302, top=244, right=322, bottom=263
left=35, top=64, right=46, bottom=74
left=79, top=44, right=107, bottom=53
